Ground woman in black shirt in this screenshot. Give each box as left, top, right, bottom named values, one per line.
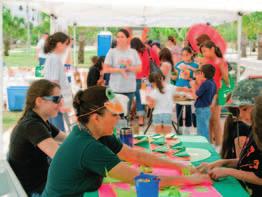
left=198, top=95, right=262, bottom=197
left=86, top=56, right=105, bottom=87
left=221, top=105, right=253, bottom=159
left=8, top=79, right=66, bottom=196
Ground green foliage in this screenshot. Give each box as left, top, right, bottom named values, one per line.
left=148, top=27, right=188, bottom=44
left=31, top=13, right=50, bottom=45
left=3, top=7, right=27, bottom=43
left=243, top=12, right=262, bottom=40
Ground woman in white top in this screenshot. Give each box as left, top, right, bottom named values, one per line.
left=44, top=32, right=72, bottom=131
left=103, top=29, right=142, bottom=113
left=146, top=72, right=177, bottom=134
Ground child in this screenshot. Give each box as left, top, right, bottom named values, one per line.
left=146, top=72, right=177, bottom=134
left=190, top=64, right=216, bottom=141
left=175, top=47, right=199, bottom=134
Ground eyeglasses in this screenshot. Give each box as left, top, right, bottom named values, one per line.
left=42, top=95, right=63, bottom=104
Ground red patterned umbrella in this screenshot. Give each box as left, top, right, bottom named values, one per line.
left=186, top=24, right=227, bottom=54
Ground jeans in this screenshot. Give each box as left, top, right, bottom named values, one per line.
left=38, top=57, right=46, bottom=66
left=49, top=112, right=65, bottom=131
left=196, top=107, right=211, bottom=141
left=135, top=79, right=145, bottom=116
left=176, top=104, right=192, bottom=127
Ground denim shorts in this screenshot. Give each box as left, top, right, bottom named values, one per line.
left=152, top=113, right=172, bottom=126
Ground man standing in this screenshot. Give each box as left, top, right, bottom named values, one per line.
left=36, top=33, right=49, bottom=65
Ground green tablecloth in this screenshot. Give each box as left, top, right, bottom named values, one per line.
left=181, top=141, right=249, bottom=197
left=84, top=135, right=249, bottom=197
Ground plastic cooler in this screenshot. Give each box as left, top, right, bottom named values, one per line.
left=7, top=86, right=29, bottom=111
left=97, top=31, right=112, bottom=57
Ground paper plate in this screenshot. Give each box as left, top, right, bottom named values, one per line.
left=186, top=148, right=211, bottom=162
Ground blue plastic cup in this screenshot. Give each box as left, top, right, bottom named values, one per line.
left=120, top=127, right=133, bottom=147
left=135, top=173, right=160, bottom=197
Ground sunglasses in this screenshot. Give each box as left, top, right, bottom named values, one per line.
left=42, top=95, right=63, bottom=104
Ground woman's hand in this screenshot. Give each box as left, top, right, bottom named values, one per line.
left=197, top=160, right=225, bottom=174
left=209, top=167, right=230, bottom=180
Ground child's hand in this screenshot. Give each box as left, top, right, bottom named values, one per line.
left=186, top=174, right=212, bottom=186
left=209, top=167, right=230, bottom=180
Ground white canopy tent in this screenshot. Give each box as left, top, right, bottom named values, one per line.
left=1, top=0, right=262, bottom=156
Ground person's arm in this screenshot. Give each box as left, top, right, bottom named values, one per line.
left=54, top=131, right=67, bottom=143
left=37, top=138, right=59, bottom=158
left=219, top=60, right=229, bottom=86
left=146, top=95, right=156, bottom=109
left=209, top=167, right=262, bottom=185
left=234, top=136, right=248, bottom=158
left=197, top=159, right=239, bottom=173
left=126, top=63, right=142, bottom=73
left=109, top=161, right=212, bottom=188
left=117, top=145, right=193, bottom=173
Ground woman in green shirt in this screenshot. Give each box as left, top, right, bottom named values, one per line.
left=42, top=86, right=211, bottom=197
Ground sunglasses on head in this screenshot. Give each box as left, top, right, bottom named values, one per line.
left=42, top=95, right=63, bottom=104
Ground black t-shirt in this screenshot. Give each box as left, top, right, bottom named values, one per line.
left=237, top=134, right=262, bottom=197
left=7, top=110, right=59, bottom=194
left=98, top=135, right=123, bottom=154
left=87, top=66, right=101, bottom=87
left=226, top=121, right=251, bottom=159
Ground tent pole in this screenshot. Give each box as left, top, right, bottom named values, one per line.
left=26, top=4, right=31, bottom=53
left=236, top=12, right=243, bottom=82
left=0, top=0, right=3, bottom=158
left=73, top=23, right=77, bottom=66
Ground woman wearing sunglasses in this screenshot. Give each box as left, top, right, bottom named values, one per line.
left=42, top=86, right=211, bottom=197
left=8, top=79, right=67, bottom=197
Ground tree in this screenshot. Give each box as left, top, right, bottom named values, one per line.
left=3, top=7, right=26, bottom=56
left=31, top=13, right=50, bottom=45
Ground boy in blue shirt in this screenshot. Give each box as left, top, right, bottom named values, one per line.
left=190, top=64, right=216, bottom=141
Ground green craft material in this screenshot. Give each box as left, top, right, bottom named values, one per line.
left=170, top=141, right=183, bottom=148
left=115, top=186, right=136, bottom=197
left=134, top=135, right=147, bottom=140
left=151, top=136, right=166, bottom=145
left=152, top=146, right=169, bottom=153
left=195, top=186, right=209, bottom=192
left=165, top=133, right=177, bottom=139
left=180, top=191, right=192, bottom=197
left=140, top=165, right=153, bottom=173
left=182, top=168, right=191, bottom=176
left=162, top=186, right=181, bottom=197
left=134, top=139, right=150, bottom=149
left=105, top=88, right=115, bottom=100
left=103, top=176, right=120, bottom=183
left=174, top=151, right=190, bottom=157
left=170, top=145, right=186, bottom=152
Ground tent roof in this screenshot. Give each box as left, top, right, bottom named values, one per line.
left=4, top=0, right=262, bottom=27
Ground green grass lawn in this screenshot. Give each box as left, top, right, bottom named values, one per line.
left=3, top=47, right=97, bottom=68
left=3, top=111, right=22, bottom=131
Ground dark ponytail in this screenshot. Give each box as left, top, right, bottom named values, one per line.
left=200, top=40, right=223, bottom=58
left=73, top=86, right=108, bottom=126
left=220, top=107, right=240, bottom=159
left=44, top=32, right=69, bottom=54
left=149, top=72, right=165, bottom=94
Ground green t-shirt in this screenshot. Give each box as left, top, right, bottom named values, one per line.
left=42, top=125, right=121, bottom=197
